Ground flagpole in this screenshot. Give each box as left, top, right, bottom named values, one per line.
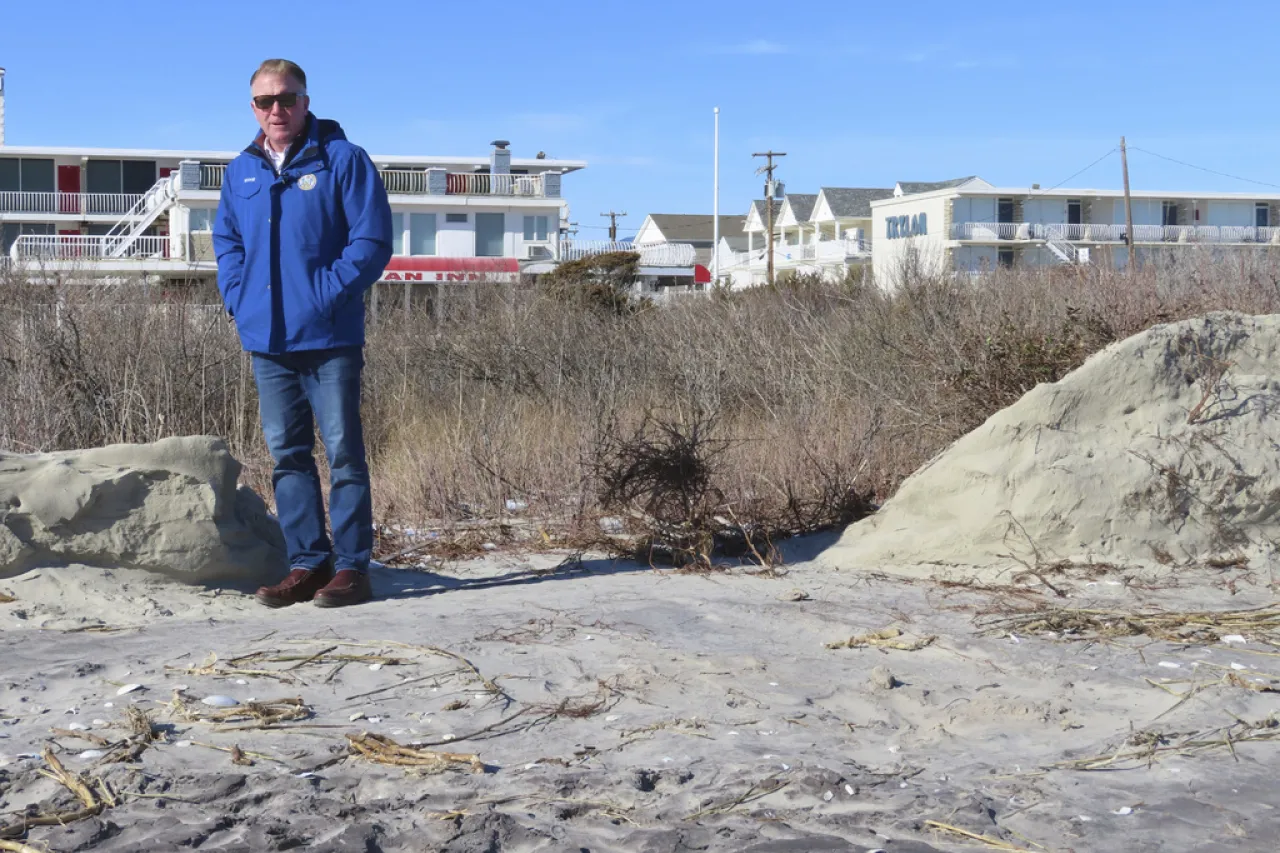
left=713, top=107, right=720, bottom=287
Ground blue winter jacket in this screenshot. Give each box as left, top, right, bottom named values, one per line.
left=213, top=115, right=393, bottom=353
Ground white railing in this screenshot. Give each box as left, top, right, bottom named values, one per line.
left=0, top=191, right=145, bottom=216
left=179, top=162, right=549, bottom=197
left=200, top=164, right=226, bottom=190
left=951, top=222, right=1022, bottom=240
left=816, top=237, right=871, bottom=261
left=954, top=221, right=1280, bottom=245
left=444, top=173, right=544, bottom=197
left=11, top=234, right=171, bottom=261
left=380, top=169, right=428, bottom=194
left=562, top=240, right=697, bottom=266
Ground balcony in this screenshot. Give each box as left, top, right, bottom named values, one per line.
left=816, top=237, right=871, bottom=261
left=562, top=240, right=697, bottom=266
left=10, top=234, right=171, bottom=261
left=197, top=163, right=555, bottom=198
left=951, top=222, right=1280, bottom=244
left=0, top=191, right=145, bottom=217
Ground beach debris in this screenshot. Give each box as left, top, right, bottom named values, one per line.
left=0, top=592, right=16, bottom=604
left=984, top=606, right=1280, bottom=645
left=869, top=665, right=899, bottom=691
left=599, top=517, right=625, bottom=534
left=1231, top=663, right=1247, bottom=671
left=346, top=732, right=484, bottom=774
left=170, top=693, right=310, bottom=729
left=505, top=499, right=528, bottom=512
left=778, top=588, right=810, bottom=602
left=76, top=750, right=105, bottom=760
left=826, top=627, right=935, bottom=652
left=1158, top=662, right=1182, bottom=669
left=0, top=748, right=115, bottom=841
left=822, top=790, right=834, bottom=802
left=200, top=695, right=240, bottom=708
left=1112, top=806, right=1134, bottom=815
left=481, top=542, right=498, bottom=551
left=115, top=684, right=142, bottom=696
left=925, top=820, right=1041, bottom=852
left=230, top=745, right=254, bottom=766
left=350, top=712, right=366, bottom=722
left=369, top=663, right=384, bottom=671
left=67, top=723, right=88, bottom=731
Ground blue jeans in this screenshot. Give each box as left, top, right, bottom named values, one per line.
left=251, top=347, right=372, bottom=574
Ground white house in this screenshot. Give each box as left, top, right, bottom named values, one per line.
left=871, top=176, right=1280, bottom=284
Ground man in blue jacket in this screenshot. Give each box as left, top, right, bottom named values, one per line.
left=213, top=59, right=392, bottom=608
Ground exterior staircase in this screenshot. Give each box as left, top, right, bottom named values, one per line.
left=1043, top=235, right=1078, bottom=264
left=103, top=174, right=178, bottom=258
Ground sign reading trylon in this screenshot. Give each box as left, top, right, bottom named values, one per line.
left=886, top=213, right=927, bottom=239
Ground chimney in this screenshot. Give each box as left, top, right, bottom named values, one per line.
left=0, top=68, right=6, bottom=147
left=490, top=139, right=510, bottom=175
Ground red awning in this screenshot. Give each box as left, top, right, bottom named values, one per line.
left=693, top=264, right=711, bottom=284
left=381, top=256, right=519, bottom=282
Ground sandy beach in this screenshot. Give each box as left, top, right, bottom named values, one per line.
left=3, top=536, right=1277, bottom=852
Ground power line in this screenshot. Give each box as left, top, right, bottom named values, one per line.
left=960, top=146, right=1118, bottom=226
left=1129, top=146, right=1280, bottom=190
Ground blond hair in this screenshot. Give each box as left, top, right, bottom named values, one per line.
left=250, top=59, right=307, bottom=91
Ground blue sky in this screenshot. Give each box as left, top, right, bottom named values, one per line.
left=4, top=0, right=1280, bottom=238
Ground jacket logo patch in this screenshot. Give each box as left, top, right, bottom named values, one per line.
left=244, top=177, right=256, bottom=182
left=298, top=174, right=317, bottom=191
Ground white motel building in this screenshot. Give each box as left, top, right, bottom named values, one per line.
left=870, top=176, right=1280, bottom=283
left=0, top=68, right=591, bottom=285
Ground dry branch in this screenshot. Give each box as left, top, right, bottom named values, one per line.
left=347, top=732, right=484, bottom=774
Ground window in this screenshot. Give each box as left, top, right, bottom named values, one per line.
left=523, top=215, right=549, bottom=241
left=0, top=158, right=54, bottom=192
left=997, top=248, right=1015, bottom=268
left=1067, top=199, right=1082, bottom=225
left=997, top=198, right=1015, bottom=224
left=86, top=160, right=157, bottom=194
left=1162, top=200, right=1179, bottom=226
left=446, top=212, right=467, bottom=224
left=410, top=213, right=436, bottom=255
left=1257, top=203, right=1270, bottom=228
left=390, top=212, right=404, bottom=255
left=475, top=212, right=505, bottom=257
left=189, top=208, right=215, bottom=231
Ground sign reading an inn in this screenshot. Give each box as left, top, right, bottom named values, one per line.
left=886, top=213, right=927, bottom=239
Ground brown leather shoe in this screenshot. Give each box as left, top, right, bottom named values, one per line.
left=314, top=569, right=373, bottom=608
left=255, top=567, right=334, bottom=608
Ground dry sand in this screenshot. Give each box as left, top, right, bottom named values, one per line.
left=2, top=542, right=1279, bottom=852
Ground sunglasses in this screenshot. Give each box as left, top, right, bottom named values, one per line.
left=252, top=92, right=303, bottom=110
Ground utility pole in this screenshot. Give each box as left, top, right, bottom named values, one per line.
left=1120, top=136, right=1136, bottom=268
left=601, top=211, right=627, bottom=242
left=753, top=151, right=786, bottom=286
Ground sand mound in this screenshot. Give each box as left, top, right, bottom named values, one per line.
left=0, top=435, right=284, bottom=581
left=823, top=312, right=1280, bottom=580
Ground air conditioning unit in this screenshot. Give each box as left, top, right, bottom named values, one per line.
left=521, top=244, right=551, bottom=260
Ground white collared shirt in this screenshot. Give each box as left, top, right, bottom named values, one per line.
left=265, top=145, right=287, bottom=174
